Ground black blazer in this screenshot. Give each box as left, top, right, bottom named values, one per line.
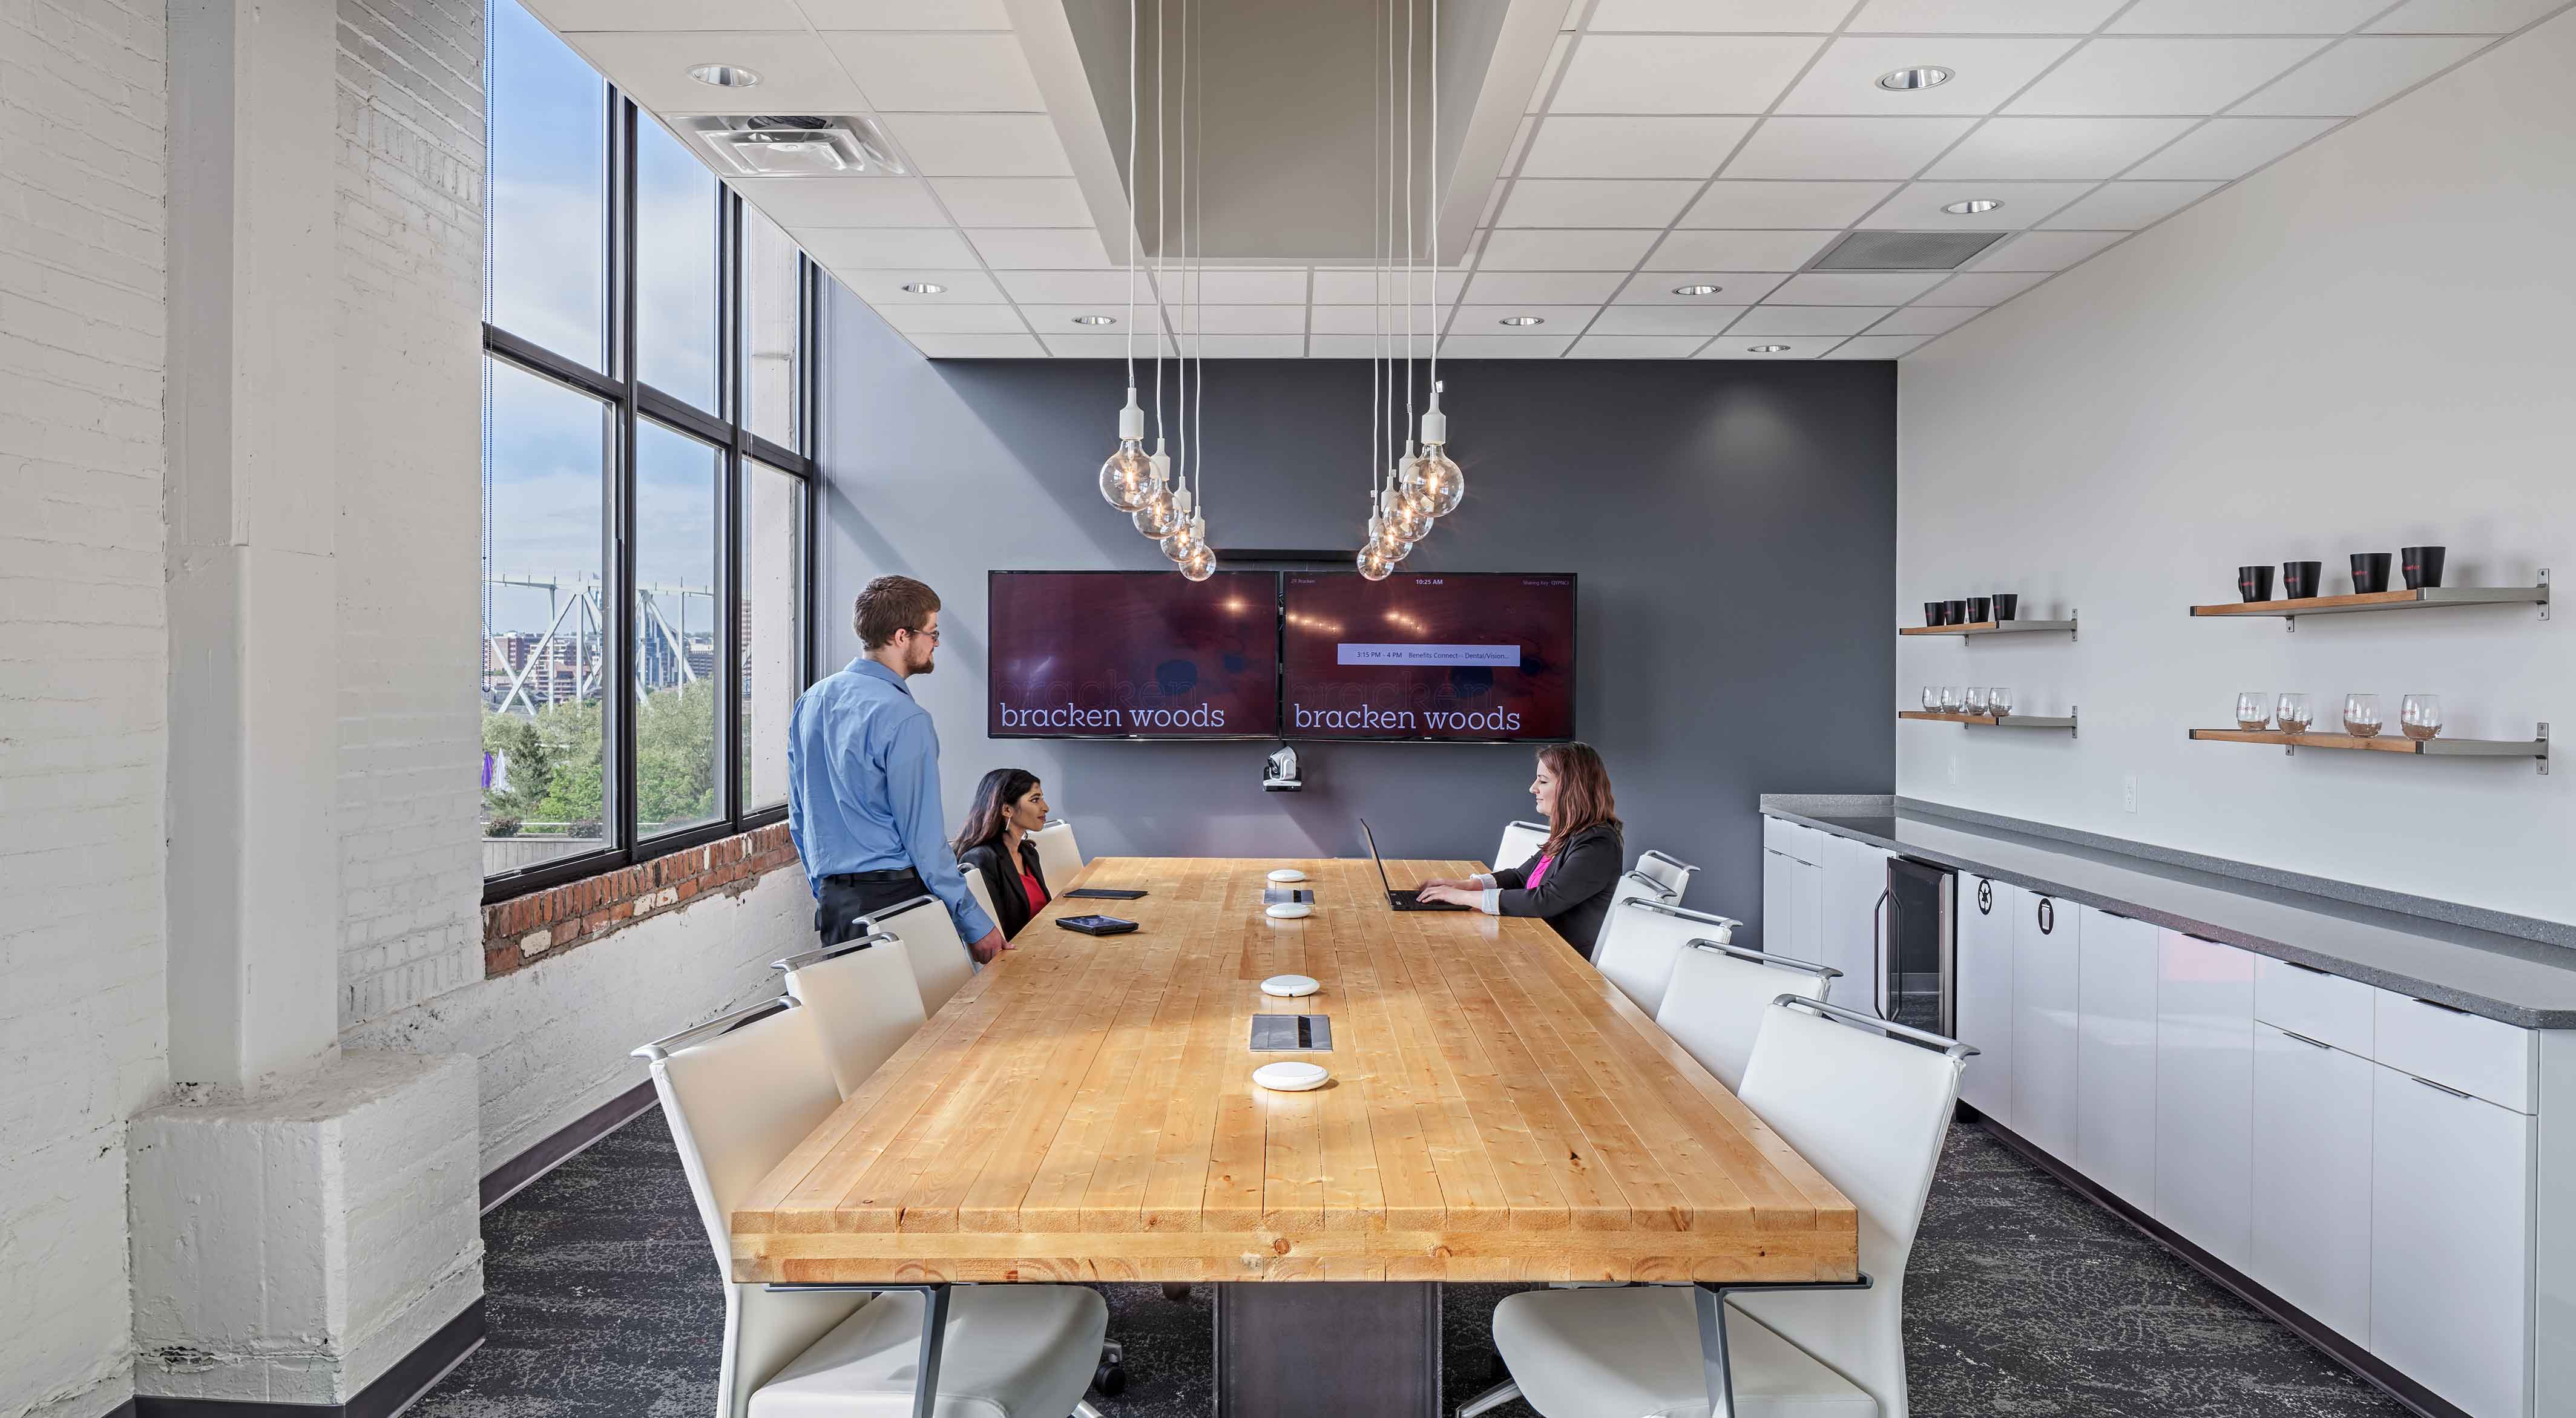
left=1490, top=822, right=1624, bottom=956
left=959, top=838, right=1051, bottom=940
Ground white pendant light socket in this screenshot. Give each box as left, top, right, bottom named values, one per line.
left=1118, top=388, right=1145, bottom=440
left=1149, top=438, right=1171, bottom=481
left=1419, top=389, right=1447, bottom=447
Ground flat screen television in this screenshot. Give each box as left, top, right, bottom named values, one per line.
left=1279, top=572, right=1577, bottom=742
left=987, top=571, right=1281, bottom=739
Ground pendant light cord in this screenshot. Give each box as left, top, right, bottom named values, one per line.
left=1404, top=0, right=1414, bottom=450
left=1429, top=0, right=1440, bottom=391
left=1153, top=0, right=1164, bottom=446
left=1125, top=0, right=1137, bottom=383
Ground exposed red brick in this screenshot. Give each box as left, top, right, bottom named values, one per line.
left=482, top=823, right=803, bottom=979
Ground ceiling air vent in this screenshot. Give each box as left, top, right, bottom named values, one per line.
left=1809, top=229, right=2006, bottom=271
left=685, top=116, right=902, bottom=179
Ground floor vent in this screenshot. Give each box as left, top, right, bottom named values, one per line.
left=1811, top=229, right=2008, bottom=271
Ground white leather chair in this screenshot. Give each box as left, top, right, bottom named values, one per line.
left=1635, top=848, right=1698, bottom=903
left=1591, top=898, right=1745, bottom=1019
left=635, top=1000, right=1109, bottom=1418
left=1032, top=819, right=1083, bottom=893
left=1487, top=998, right=1971, bottom=1418
left=961, top=869, right=999, bottom=934
left=1493, top=819, right=1548, bottom=873
left=1654, top=940, right=1837, bottom=1093
left=1587, top=869, right=1676, bottom=963
left=775, top=934, right=928, bottom=1100
left=862, top=895, right=975, bottom=1016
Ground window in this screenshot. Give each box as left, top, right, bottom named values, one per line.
left=482, top=0, right=816, bottom=898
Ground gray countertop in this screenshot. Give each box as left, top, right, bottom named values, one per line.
left=1760, top=797, right=2576, bottom=1029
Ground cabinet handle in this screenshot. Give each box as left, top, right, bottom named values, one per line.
left=1976, top=879, right=1993, bottom=914
left=2037, top=898, right=2054, bottom=935
left=1871, top=889, right=1891, bottom=1020
left=2411, top=1075, right=2474, bottom=1100
left=2278, top=1028, right=2331, bottom=1050
left=2286, top=961, right=2328, bottom=976
left=2408, top=996, right=2471, bottom=1016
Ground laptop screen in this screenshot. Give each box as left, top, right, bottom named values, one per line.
left=1358, top=819, right=1395, bottom=893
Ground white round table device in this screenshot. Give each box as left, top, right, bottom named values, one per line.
left=1260, top=974, right=1320, bottom=998
left=1253, top=1061, right=1329, bottom=1092
left=1263, top=902, right=1313, bottom=920
left=1266, top=868, right=1308, bottom=883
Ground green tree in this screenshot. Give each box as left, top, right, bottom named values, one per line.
left=484, top=680, right=716, bottom=836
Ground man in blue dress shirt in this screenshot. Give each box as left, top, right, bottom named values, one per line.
left=787, top=576, right=1005, bottom=963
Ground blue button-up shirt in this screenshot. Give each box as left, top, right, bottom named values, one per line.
left=786, top=658, right=997, bottom=944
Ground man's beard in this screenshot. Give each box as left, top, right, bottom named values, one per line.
left=908, top=647, right=936, bottom=675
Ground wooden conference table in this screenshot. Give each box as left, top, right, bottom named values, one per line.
left=735, top=857, right=1857, bottom=1415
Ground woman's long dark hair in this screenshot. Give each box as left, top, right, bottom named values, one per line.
left=1538, top=742, right=1620, bottom=859
left=955, top=767, right=1041, bottom=860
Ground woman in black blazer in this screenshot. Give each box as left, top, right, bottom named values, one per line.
left=1418, top=743, right=1626, bottom=956
left=954, top=768, right=1053, bottom=940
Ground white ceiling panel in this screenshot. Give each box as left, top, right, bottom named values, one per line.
left=2122, top=117, right=2341, bottom=177
left=1586, top=0, right=1861, bottom=29
left=1856, top=180, right=2093, bottom=229
left=2230, top=36, right=2490, bottom=114
left=2037, top=179, right=2223, bottom=227
left=1477, top=229, right=1664, bottom=269
left=1648, top=228, right=1838, bottom=268
left=797, top=1, right=1011, bottom=28
left=2367, top=0, right=2573, bottom=31
left=1865, top=304, right=1986, bottom=335
left=1775, top=37, right=2083, bottom=116
left=1188, top=335, right=1308, bottom=358
left=1041, top=333, right=1178, bottom=358
left=835, top=269, right=1008, bottom=303
left=929, top=177, right=1092, bottom=226
left=878, top=304, right=1032, bottom=335
left=882, top=114, right=1071, bottom=177
left=966, top=227, right=1111, bottom=268
left=1016, top=303, right=1169, bottom=333
left=1697, top=338, right=1824, bottom=358
left=1310, top=269, right=1468, bottom=303
left=1448, top=306, right=1605, bottom=334
left=1183, top=269, right=1312, bottom=303
left=1517, top=117, right=1758, bottom=179
left=1770, top=271, right=1949, bottom=304
left=1462, top=271, right=1628, bottom=304
left=908, top=333, right=1047, bottom=358
left=2006, top=38, right=2329, bottom=114
left=1723, top=117, right=1980, bottom=179
left=1963, top=229, right=2126, bottom=270
left=528, top=0, right=806, bottom=30
left=1618, top=271, right=1792, bottom=302
left=992, top=269, right=1158, bottom=304
left=1846, top=0, right=2127, bottom=31
left=1727, top=305, right=1892, bottom=335
left=823, top=31, right=1043, bottom=111
left=2107, top=0, right=2391, bottom=33
left=1428, top=335, right=1578, bottom=358
left=1496, top=179, right=1703, bottom=228
left=728, top=176, right=945, bottom=226
left=1568, top=335, right=1710, bottom=357
left=1530, top=33, right=1572, bottom=112
left=1169, top=305, right=1307, bottom=335
left=564, top=31, right=867, bottom=113
left=1681, top=180, right=1899, bottom=228
left=1586, top=305, right=1750, bottom=335
left=1923, top=117, right=2198, bottom=179
left=1549, top=34, right=1822, bottom=114
left=1823, top=333, right=1934, bottom=357
left=1310, top=305, right=1460, bottom=335
left=1308, top=335, right=1437, bottom=358
left=800, top=227, right=980, bottom=268
left=1922, top=270, right=2052, bottom=303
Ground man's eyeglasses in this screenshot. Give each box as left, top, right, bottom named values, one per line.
left=904, top=625, right=942, bottom=644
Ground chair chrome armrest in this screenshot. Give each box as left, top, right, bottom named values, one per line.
left=1618, top=869, right=1680, bottom=901
left=1622, top=898, right=1739, bottom=929
left=1773, top=994, right=1979, bottom=1058
left=1687, top=937, right=1836, bottom=978
left=631, top=996, right=797, bottom=1062
left=773, top=930, right=898, bottom=974
left=1641, top=848, right=1700, bottom=875
left=858, top=893, right=939, bottom=927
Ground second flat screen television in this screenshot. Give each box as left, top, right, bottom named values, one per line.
left=1281, top=573, right=1576, bottom=742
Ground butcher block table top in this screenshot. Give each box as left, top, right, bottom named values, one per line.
left=731, top=856, right=1857, bottom=1285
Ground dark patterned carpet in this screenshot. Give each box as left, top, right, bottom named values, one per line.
left=409, top=1113, right=2405, bottom=1418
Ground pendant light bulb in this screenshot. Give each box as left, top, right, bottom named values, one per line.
left=1384, top=482, right=1433, bottom=543
left=1131, top=441, right=1178, bottom=536
left=1357, top=540, right=1395, bottom=581
left=1098, top=387, right=1152, bottom=511
left=1414, top=389, right=1464, bottom=517
left=1158, top=493, right=1203, bottom=562
left=1178, top=534, right=1217, bottom=580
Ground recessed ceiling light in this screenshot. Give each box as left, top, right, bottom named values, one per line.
left=688, top=64, right=761, bottom=88
left=900, top=281, right=946, bottom=295
left=1941, top=199, right=2003, bottom=215
left=1876, top=65, right=1952, bottom=91
left=1499, top=315, right=1545, bottom=327
left=1672, top=284, right=1722, bottom=297
left=1749, top=344, right=1792, bottom=353
left=1072, top=314, right=1116, bottom=326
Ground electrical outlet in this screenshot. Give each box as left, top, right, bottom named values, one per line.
left=2122, top=772, right=2139, bottom=813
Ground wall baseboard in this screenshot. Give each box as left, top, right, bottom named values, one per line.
left=133, top=1299, right=483, bottom=1418
left=479, top=1078, right=658, bottom=1212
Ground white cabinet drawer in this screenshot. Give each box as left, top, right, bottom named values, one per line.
left=2254, top=954, right=2376, bottom=1057
left=1762, top=816, right=1815, bottom=862
left=2373, top=992, right=2534, bottom=1114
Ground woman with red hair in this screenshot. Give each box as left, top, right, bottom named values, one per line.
left=1418, top=741, right=1625, bottom=956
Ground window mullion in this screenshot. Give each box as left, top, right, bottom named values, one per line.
left=720, top=189, right=744, bottom=831
left=612, top=93, right=640, bottom=861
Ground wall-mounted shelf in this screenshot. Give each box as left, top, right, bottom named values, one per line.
left=2188, top=725, right=2550, bottom=773
left=1899, top=615, right=2078, bottom=640
left=2189, top=573, right=2548, bottom=631
left=1901, top=709, right=2079, bottom=735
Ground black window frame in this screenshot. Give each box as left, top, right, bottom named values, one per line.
left=482, top=80, right=823, bottom=905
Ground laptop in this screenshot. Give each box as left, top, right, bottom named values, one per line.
left=1360, top=819, right=1471, bottom=911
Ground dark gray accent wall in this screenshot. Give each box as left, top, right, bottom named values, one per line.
left=818, top=290, right=1893, bottom=946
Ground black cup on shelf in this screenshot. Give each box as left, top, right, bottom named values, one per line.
left=2402, top=545, right=2446, bottom=589
left=2238, top=565, right=2274, bottom=602
left=1924, top=600, right=1948, bottom=626
left=1993, top=593, right=2019, bottom=622
left=1965, top=596, right=1993, bottom=625
left=1945, top=599, right=1968, bottom=625
left=2350, top=551, right=2393, bottom=594
left=2281, top=560, right=2321, bottom=599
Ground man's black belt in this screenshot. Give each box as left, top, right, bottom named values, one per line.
left=823, top=868, right=923, bottom=886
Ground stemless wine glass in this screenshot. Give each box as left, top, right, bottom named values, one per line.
left=1939, top=686, right=1963, bottom=713
left=2343, top=693, right=2382, bottom=738
left=2236, top=692, right=2271, bottom=730
left=1922, top=686, right=1939, bottom=712
left=1988, top=687, right=2014, bottom=717
left=2276, top=694, right=2313, bottom=734
left=1965, top=686, right=1991, bottom=716
left=2402, top=694, right=2442, bottom=741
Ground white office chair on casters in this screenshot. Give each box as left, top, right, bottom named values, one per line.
left=1493, top=818, right=1548, bottom=873
left=859, top=895, right=974, bottom=1016
left=1655, top=939, right=1838, bottom=1093
left=1635, top=848, right=1698, bottom=903
left=960, top=870, right=1000, bottom=936
left=1587, top=870, right=1676, bottom=965
left=774, top=933, right=927, bottom=1100
left=1032, top=818, right=1083, bottom=893
left=1473, top=997, right=1971, bottom=1418
left=635, top=1000, right=1112, bottom=1418
left=1591, top=898, right=1746, bottom=1019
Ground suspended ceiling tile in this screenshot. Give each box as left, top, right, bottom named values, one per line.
left=562, top=31, right=869, bottom=113
left=929, top=177, right=1093, bottom=226
left=729, top=176, right=947, bottom=226
left=1865, top=304, right=1987, bottom=334
left=1696, top=337, right=1824, bottom=358
left=1188, top=335, right=1309, bottom=358
left=967, top=227, right=1111, bottom=268
left=1722, top=117, right=1981, bottom=180
left=1040, top=332, right=1178, bottom=358
left=1312, top=305, right=1459, bottom=335
left=1586, top=305, right=1749, bottom=335
left=1309, top=334, right=1438, bottom=358
left=1531, top=33, right=1574, bottom=112
left=823, top=31, right=1044, bottom=111
left=2366, top=0, right=2573, bottom=31
left=1184, top=269, right=1312, bottom=303
left=1476, top=229, right=1663, bottom=269
left=993, top=269, right=1159, bottom=304
left=1845, top=0, right=2127, bottom=31
left=528, top=0, right=806, bottom=30
left=2036, top=179, right=2223, bottom=227
left=1649, top=228, right=1838, bottom=269
left=1427, top=334, right=1576, bottom=358
left=1566, top=335, right=1711, bottom=357
left=1770, top=271, right=1950, bottom=304
left=907, top=333, right=1047, bottom=358
left=881, top=114, right=1072, bottom=177
left=1729, top=305, right=1893, bottom=335
left=1681, top=180, right=1899, bottom=229
left=1962, top=229, right=2127, bottom=270
left=2229, top=35, right=2491, bottom=114
left=1921, top=269, right=2053, bottom=303
left=798, top=0, right=1010, bottom=28
left=1310, top=269, right=1468, bottom=303
left=2006, top=38, right=2330, bottom=114
left=1447, top=306, right=1605, bottom=335
left=833, top=268, right=1008, bottom=303
left=1169, top=305, right=1309, bottom=335
left=1517, top=117, right=1758, bottom=180
left=876, top=304, right=1032, bottom=335
left=2107, top=0, right=2391, bottom=33
left=1856, top=180, right=2093, bottom=229
left=1823, top=333, right=1935, bottom=357
left=1618, top=271, right=1791, bottom=303
left=1586, top=0, right=1859, bottom=30
left=1462, top=271, right=1627, bottom=304
left=1505, top=116, right=1539, bottom=174
left=1549, top=34, right=1822, bottom=114
left=2121, top=116, right=2339, bottom=177
left=801, top=228, right=981, bottom=267
left=1496, top=179, right=1704, bottom=228
left=1775, top=37, right=2083, bottom=116
left=1923, top=117, right=2199, bottom=180
left=1018, top=302, right=1171, bottom=333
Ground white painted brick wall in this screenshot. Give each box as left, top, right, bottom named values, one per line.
left=333, top=0, right=488, bottom=1028
left=0, top=1, right=168, bottom=1415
